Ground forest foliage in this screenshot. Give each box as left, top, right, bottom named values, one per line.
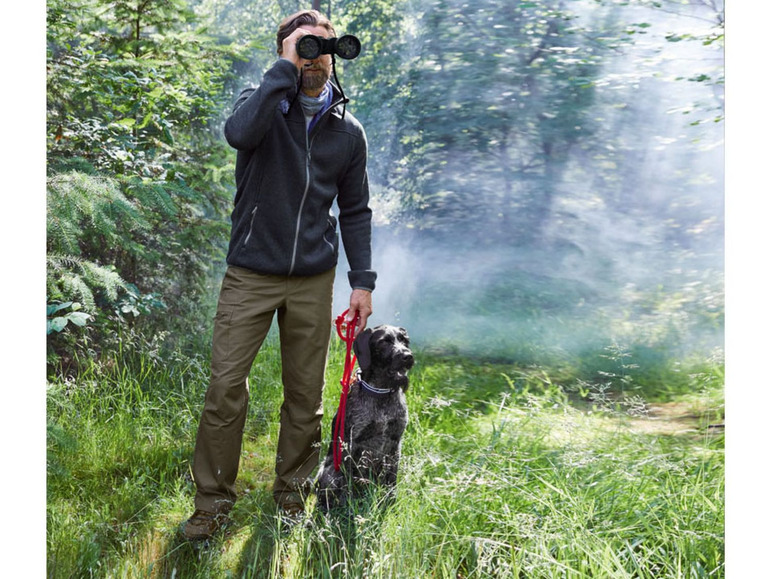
left=46, top=0, right=724, bottom=380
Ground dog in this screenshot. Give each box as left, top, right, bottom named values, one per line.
left=315, top=325, right=414, bottom=512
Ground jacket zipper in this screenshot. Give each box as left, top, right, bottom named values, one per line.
left=243, top=205, right=258, bottom=247
left=289, top=131, right=314, bottom=275
left=287, top=96, right=345, bottom=275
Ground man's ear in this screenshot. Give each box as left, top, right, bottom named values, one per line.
left=353, top=328, right=372, bottom=371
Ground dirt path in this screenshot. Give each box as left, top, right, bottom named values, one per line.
left=626, top=400, right=724, bottom=436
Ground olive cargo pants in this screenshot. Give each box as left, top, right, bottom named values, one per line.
left=192, top=265, right=336, bottom=513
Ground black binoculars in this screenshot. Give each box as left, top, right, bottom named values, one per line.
left=296, top=34, right=361, bottom=60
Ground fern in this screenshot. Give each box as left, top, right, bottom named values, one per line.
left=47, top=171, right=149, bottom=257
left=125, top=178, right=178, bottom=220
left=47, top=171, right=145, bottom=312
left=80, top=260, right=125, bottom=303
left=46, top=166, right=227, bottom=320
left=47, top=254, right=127, bottom=311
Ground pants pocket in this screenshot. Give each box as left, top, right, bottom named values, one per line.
left=211, top=306, right=235, bottom=364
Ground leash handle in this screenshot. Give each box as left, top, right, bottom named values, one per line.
left=335, top=308, right=360, bottom=341
left=333, top=309, right=359, bottom=471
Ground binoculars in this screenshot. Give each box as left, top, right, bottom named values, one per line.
left=296, top=34, right=361, bottom=60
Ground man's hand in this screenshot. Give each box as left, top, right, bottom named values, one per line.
left=280, top=28, right=310, bottom=70
left=346, top=289, right=372, bottom=335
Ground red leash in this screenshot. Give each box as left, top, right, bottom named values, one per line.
left=333, top=309, right=360, bottom=471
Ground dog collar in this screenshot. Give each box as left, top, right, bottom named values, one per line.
left=358, top=379, right=395, bottom=395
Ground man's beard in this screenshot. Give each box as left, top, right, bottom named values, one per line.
left=301, top=65, right=331, bottom=93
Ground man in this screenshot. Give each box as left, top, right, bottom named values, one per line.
left=183, top=9, right=375, bottom=540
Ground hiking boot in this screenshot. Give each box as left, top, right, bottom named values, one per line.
left=279, top=508, right=308, bottom=531
left=280, top=502, right=304, bottom=516
left=182, top=509, right=229, bottom=541
left=273, top=486, right=312, bottom=527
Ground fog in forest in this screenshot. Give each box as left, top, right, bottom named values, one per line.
left=329, top=0, right=724, bottom=363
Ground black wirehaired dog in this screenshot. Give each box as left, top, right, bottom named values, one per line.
left=315, top=325, right=414, bottom=512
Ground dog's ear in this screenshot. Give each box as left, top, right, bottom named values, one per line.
left=353, top=328, right=373, bottom=371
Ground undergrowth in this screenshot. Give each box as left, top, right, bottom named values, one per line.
left=47, top=331, right=724, bottom=578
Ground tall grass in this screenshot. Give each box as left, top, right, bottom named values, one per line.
left=47, top=330, right=723, bottom=577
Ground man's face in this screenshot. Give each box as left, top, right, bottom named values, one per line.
left=298, top=24, right=333, bottom=96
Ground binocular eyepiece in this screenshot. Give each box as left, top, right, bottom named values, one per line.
left=296, top=34, right=361, bottom=60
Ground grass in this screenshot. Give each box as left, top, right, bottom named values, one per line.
left=46, top=328, right=724, bottom=577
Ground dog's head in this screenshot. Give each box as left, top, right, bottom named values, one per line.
left=353, top=325, right=414, bottom=390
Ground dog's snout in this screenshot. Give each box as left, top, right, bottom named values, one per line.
left=401, top=350, right=415, bottom=368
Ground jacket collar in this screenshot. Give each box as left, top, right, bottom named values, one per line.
left=281, top=80, right=349, bottom=121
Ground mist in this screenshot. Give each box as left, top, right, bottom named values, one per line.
left=331, top=0, right=724, bottom=365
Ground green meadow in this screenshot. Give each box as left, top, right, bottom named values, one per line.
left=47, top=331, right=723, bottom=578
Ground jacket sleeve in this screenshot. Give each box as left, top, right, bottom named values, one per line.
left=223, top=59, right=299, bottom=151
left=338, top=122, right=377, bottom=292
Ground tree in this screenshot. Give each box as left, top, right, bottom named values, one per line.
left=363, top=0, right=608, bottom=249
left=46, top=0, right=245, bottom=367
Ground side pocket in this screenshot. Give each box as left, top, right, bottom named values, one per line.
left=323, top=216, right=339, bottom=256
left=211, top=306, right=235, bottom=365
left=243, top=205, right=259, bottom=247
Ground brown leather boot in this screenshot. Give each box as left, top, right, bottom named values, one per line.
left=182, top=509, right=229, bottom=541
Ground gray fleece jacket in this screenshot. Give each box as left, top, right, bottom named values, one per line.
left=223, top=58, right=376, bottom=291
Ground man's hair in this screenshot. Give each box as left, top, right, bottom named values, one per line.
left=276, top=10, right=336, bottom=55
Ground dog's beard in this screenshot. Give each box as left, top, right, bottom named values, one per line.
left=388, top=358, right=414, bottom=389
left=392, top=371, right=409, bottom=389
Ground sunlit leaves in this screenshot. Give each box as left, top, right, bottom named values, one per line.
left=46, top=0, right=239, bottom=364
